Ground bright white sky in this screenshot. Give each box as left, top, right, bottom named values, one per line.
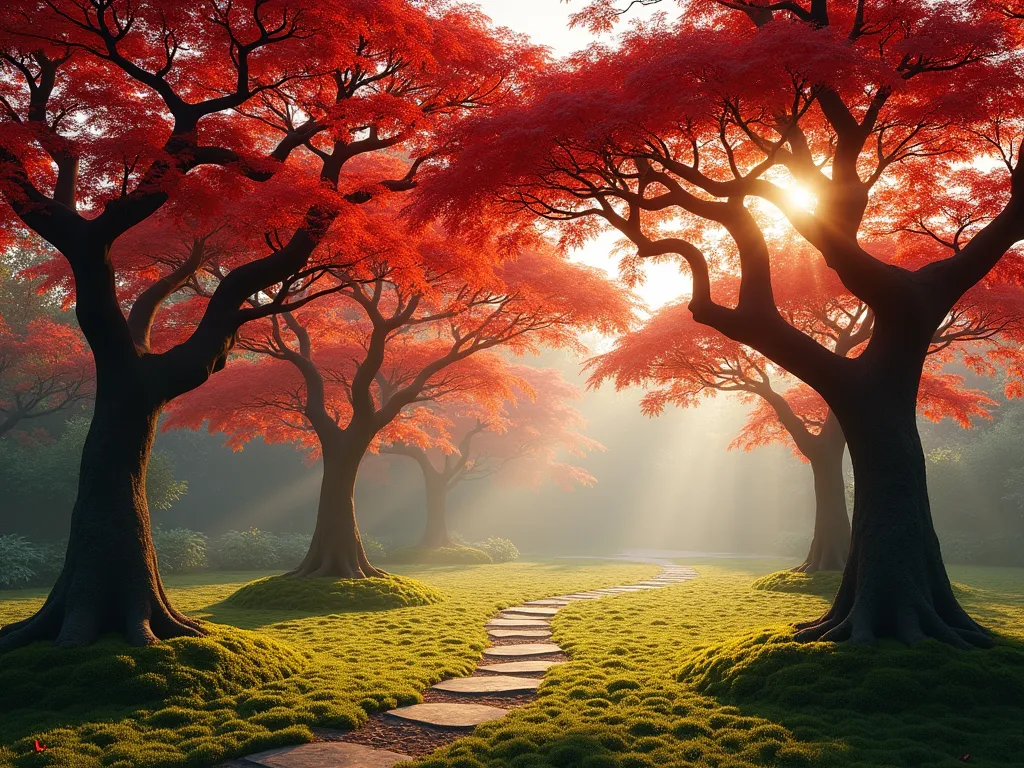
left=473, top=0, right=689, bottom=310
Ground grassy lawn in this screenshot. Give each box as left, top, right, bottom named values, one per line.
left=0, top=561, right=657, bottom=768
left=1, top=560, right=1022, bottom=768
left=417, top=559, right=1024, bottom=768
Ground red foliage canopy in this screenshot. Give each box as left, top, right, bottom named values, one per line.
left=0, top=312, right=93, bottom=437
left=163, top=216, right=635, bottom=460
left=0, top=0, right=542, bottom=399
left=383, top=364, right=603, bottom=492
left=589, top=251, right=1024, bottom=460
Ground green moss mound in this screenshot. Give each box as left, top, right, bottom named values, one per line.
left=751, top=569, right=842, bottom=598
left=753, top=569, right=972, bottom=602
left=1, top=562, right=658, bottom=768
left=386, top=544, right=492, bottom=565
left=0, top=624, right=310, bottom=765
left=225, top=573, right=444, bottom=612
left=0, top=624, right=306, bottom=718
left=678, top=627, right=1024, bottom=765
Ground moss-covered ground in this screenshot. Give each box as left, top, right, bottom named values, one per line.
left=750, top=569, right=842, bottom=598
left=415, top=560, right=1024, bottom=768
left=0, top=561, right=656, bottom=768
left=225, top=573, right=444, bottom=612
left=2, top=561, right=1022, bottom=768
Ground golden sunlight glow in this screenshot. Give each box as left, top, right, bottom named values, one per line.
left=784, top=184, right=817, bottom=212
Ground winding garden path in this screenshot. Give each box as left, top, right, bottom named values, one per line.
left=223, top=561, right=696, bottom=768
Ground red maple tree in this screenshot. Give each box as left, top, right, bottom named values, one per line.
left=590, top=287, right=1013, bottom=572
left=0, top=312, right=93, bottom=438
left=0, top=0, right=533, bottom=648
left=165, top=227, right=633, bottom=577
left=422, top=0, right=1024, bottom=644
left=382, top=364, right=602, bottom=549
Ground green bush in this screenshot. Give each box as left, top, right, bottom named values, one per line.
left=271, top=533, right=314, bottom=571
left=0, top=535, right=43, bottom=589
left=940, top=532, right=1024, bottom=566
left=771, top=531, right=811, bottom=558
left=210, top=529, right=283, bottom=570
left=207, top=531, right=380, bottom=571
left=153, top=528, right=208, bottom=573
left=362, top=535, right=388, bottom=561
left=476, top=536, right=520, bottom=563
left=386, top=544, right=493, bottom=564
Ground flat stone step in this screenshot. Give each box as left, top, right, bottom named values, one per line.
left=386, top=703, right=507, bottom=728
left=432, top=675, right=540, bottom=694
left=501, top=606, right=559, bottom=617
left=488, top=629, right=552, bottom=638
left=484, top=643, right=562, bottom=658
left=242, top=742, right=411, bottom=768
left=525, top=599, right=570, bottom=606
left=478, top=660, right=563, bottom=674
left=486, top=618, right=550, bottom=628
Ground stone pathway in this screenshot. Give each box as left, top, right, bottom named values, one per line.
left=225, top=561, right=697, bottom=766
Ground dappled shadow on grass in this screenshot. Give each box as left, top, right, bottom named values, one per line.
left=679, top=627, right=1024, bottom=767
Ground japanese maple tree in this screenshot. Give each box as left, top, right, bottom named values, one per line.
left=0, top=0, right=531, bottom=649
left=0, top=313, right=93, bottom=437
left=165, top=232, right=634, bottom=578
left=423, top=0, right=1024, bottom=645
left=382, top=364, right=601, bottom=549
left=590, top=298, right=1007, bottom=573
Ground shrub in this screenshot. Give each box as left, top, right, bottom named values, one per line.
left=271, top=533, right=313, bottom=571
left=153, top=528, right=208, bottom=573
left=0, top=535, right=43, bottom=589
left=210, top=529, right=281, bottom=570
left=33, top=540, right=67, bottom=583
left=362, top=535, right=388, bottom=561
left=771, top=531, right=811, bottom=559
left=476, top=536, right=520, bottom=563
left=386, top=544, right=492, bottom=564
left=940, top=532, right=1024, bottom=566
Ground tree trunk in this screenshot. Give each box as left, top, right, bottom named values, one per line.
left=793, top=415, right=851, bottom=573
left=795, top=386, right=990, bottom=648
left=418, top=473, right=452, bottom=549
left=0, top=380, right=203, bottom=651
left=289, top=439, right=384, bottom=578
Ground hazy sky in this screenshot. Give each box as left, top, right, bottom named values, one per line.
left=473, top=0, right=688, bottom=310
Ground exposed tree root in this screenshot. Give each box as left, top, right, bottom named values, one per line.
left=793, top=562, right=992, bottom=649
left=792, top=529, right=848, bottom=574
left=0, top=576, right=205, bottom=653
left=286, top=540, right=387, bottom=579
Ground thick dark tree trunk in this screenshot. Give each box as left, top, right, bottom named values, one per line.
left=0, top=380, right=203, bottom=651
left=418, top=474, right=452, bottom=549
left=793, top=415, right=851, bottom=573
left=795, top=384, right=990, bottom=647
left=289, top=439, right=384, bottom=579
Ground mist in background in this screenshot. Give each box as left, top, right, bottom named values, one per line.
left=148, top=350, right=814, bottom=557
